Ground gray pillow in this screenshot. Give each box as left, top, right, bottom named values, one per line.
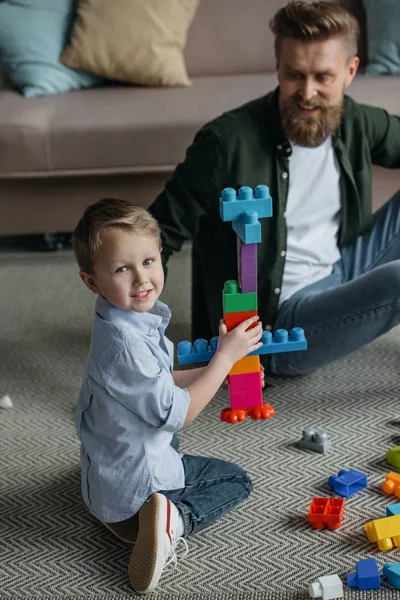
left=363, top=0, right=400, bottom=75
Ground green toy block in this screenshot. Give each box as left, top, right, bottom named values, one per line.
left=223, top=280, right=258, bottom=313
left=388, top=447, right=400, bottom=471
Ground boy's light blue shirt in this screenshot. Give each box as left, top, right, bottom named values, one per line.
left=75, top=295, right=190, bottom=523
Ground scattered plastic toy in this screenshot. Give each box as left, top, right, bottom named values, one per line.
left=382, top=472, right=400, bottom=499
left=308, top=498, right=345, bottom=530
left=383, top=562, right=400, bottom=589
left=309, top=574, right=343, bottom=599
left=299, top=427, right=331, bottom=453
left=328, top=469, right=367, bottom=497
left=347, top=558, right=380, bottom=590
left=0, top=395, right=13, bottom=409
left=387, top=446, right=400, bottom=471
left=364, top=514, right=400, bottom=551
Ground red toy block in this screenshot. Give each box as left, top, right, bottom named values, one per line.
left=224, top=310, right=258, bottom=331
left=308, top=498, right=345, bottom=530
left=229, top=355, right=260, bottom=376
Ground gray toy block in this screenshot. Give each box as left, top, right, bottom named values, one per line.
left=299, top=427, right=331, bottom=454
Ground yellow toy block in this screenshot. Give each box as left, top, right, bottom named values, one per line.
left=364, top=514, right=400, bottom=551
left=382, top=472, right=400, bottom=498
left=229, top=355, right=260, bottom=376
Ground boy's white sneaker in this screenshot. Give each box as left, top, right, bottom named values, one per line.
left=129, top=492, right=187, bottom=594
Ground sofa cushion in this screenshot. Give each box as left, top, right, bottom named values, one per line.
left=0, top=74, right=398, bottom=177
left=61, top=0, right=199, bottom=87
left=0, top=0, right=103, bottom=98
left=363, top=0, right=400, bottom=75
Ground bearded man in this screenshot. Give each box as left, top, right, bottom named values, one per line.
left=149, top=0, right=400, bottom=376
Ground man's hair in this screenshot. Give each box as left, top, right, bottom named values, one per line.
left=72, top=197, right=161, bottom=274
left=269, top=1, right=360, bottom=61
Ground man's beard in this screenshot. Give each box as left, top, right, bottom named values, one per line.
left=280, top=93, right=343, bottom=147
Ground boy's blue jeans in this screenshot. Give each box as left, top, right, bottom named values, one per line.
left=162, top=434, right=252, bottom=536
left=267, top=188, right=400, bottom=376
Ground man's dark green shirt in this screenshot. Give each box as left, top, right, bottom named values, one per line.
left=149, top=87, right=400, bottom=341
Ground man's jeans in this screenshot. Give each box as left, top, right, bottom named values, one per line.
left=267, top=188, right=400, bottom=376
left=162, top=434, right=253, bottom=536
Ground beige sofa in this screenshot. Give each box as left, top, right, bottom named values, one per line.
left=0, top=0, right=399, bottom=237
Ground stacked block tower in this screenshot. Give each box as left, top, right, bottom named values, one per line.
left=178, top=184, right=307, bottom=424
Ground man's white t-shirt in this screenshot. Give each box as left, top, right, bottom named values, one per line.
left=279, top=136, right=342, bottom=304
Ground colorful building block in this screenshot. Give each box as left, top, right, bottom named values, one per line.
left=308, top=498, right=344, bottom=530
left=179, top=184, right=307, bottom=423
left=364, top=514, right=400, bottom=551
left=386, top=504, right=400, bottom=517
left=387, top=446, right=400, bottom=470
left=383, top=562, right=400, bottom=589
left=228, top=371, right=261, bottom=393
left=219, top=185, right=272, bottom=223
left=237, top=238, right=257, bottom=258
left=299, top=428, right=331, bottom=453
left=228, top=372, right=263, bottom=409
left=347, top=558, right=380, bottom=590
left=248, top=327, right=307, bottom=356
left=224, top=310, right=258, bottom=331
left=382, top=472, right=400, bottom=498
left=177, top=337, right=218, bottom=365
left=178, top=328, right=307, bottom=365
left=328, top=469, right=367, bottom=498
left=232, top=211, right=262, bottom=244
left=309, top=575, right=343, bottom=599
left=240, top=274, right=258, bottom=293
left=229, top=355, right=260, bottom=376
left=223, top=280, right=257, bottom=313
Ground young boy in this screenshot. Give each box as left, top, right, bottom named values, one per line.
left=72, top=197, right=263, bottom=594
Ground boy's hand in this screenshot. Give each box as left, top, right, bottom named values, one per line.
left=217, top=316, right=263, bottom=368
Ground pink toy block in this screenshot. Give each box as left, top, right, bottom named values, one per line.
left=228, top=371, right=263, bottom=411
left=228, top=371, right=261, bottom=393
left=230, top=390, right=263, bottom=409
left=241, top=274, right=258, bottom=293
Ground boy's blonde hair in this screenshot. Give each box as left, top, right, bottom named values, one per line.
left=269, top=1, right=360, bottom=61
left=72, top=197, right=161, bottom=274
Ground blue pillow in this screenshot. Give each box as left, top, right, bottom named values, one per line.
left=0, top=0, right=104, bottom=98
left=363, top=0, right=400, bottom=75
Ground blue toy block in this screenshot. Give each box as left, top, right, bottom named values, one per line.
left=177, top=327, right=307, bottom=366
left=248, top=327, right=307, bottom=356
left=220, top=185, right=273, bottom=223
left=328, top=469, right=368, bottom=498
left=177, top=337, right=219, bottom=365
left=387, top=504, right=400, bottom=517
left=233, top=212, right=261, bottom=244
left=383, top=562, right=400, bottom=590
left=347, top=558, right=380, bottom=590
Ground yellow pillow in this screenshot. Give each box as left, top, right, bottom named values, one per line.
left=61, top=0, right=199, bottom=87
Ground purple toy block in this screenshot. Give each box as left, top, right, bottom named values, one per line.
left=237, top=238, right=257, bottom=257
left=241, top=274, right=258, bottom=293
left=240, top=253, right=257, bottom=276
